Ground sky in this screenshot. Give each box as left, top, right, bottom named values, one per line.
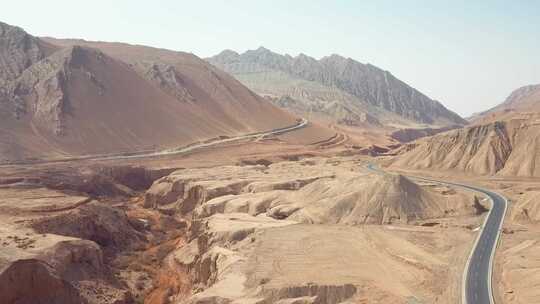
left=3, top=0, right=540, bottom=117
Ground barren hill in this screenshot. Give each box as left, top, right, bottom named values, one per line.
left=207, top=47, right=466, bottom=127
left=0, top=22, right=300, bottom=162
left=390, top=118, right=540, bottom=177
left=284, top=173, right=449, bottom=225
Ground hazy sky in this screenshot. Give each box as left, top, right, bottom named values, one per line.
left=3, top=0, right=539, bottom=116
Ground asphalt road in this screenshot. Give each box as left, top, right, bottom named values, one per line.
left=366, top=164, right=507, bottom=304
left=1, top=118, right=308, bottom=166
left=451, top=180, right=507, bottom=304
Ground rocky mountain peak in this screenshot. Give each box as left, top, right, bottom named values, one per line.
left=137, top=61, right=196, bottom=102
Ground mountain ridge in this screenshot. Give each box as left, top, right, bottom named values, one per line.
left=208, top=47, right=466, bottom=127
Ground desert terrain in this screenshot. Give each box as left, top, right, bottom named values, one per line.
left=0, top=141, right=490, bottom=304
left=0, top=17, right=539, bottom=304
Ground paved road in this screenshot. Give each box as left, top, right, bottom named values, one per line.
left=366, top=164, right=507, bottom=304
left=1, top=118, right=308, bottom=166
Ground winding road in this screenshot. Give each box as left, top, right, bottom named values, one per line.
left=2, top=118, right=309, bottom=166
left=366, top=164, right=508, bottom=304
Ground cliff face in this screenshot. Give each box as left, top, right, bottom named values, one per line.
left=208, top=47, right=466, bottom=127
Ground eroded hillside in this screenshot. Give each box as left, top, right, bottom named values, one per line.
left=390, top=117, right=540, bottom=177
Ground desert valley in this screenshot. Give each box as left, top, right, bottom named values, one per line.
left=0, top=12, right=539, bottom=304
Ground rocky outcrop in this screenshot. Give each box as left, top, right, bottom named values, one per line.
left=208, top=47, right=466, bottom=127
left=144, top=174, right=251, bottom=214
left=0, top=21, right=55, bottom=85
left=38, top=240, right=104, bottom=281
left=143, top=164, right=336, bottom=217
left=137, top=62, right=196, bottom=102
left=2, top=45, right=109, bottom=135
left=0, top=259, right=87, bottom=304
left=30, top=201, right=144, bottom=250
left=0, top=21, right=58, bottom=121
left=0, top=227, right=132, bottom=304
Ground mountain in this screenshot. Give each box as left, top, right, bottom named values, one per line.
left=0, top=22, right=299, bottom=162
left=207, top=47, right=466, bottom=128
left=470, top=84, right=540, bottom=123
